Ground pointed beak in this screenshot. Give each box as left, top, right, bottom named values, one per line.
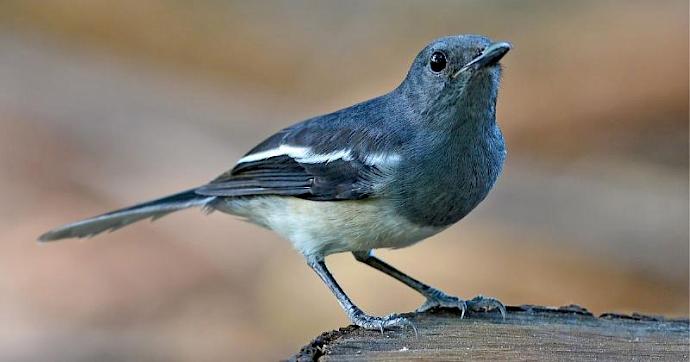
left=452, top=41, right=512, bottom=78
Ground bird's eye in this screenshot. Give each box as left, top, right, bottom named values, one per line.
left=429, top=51, right=447, bottom=72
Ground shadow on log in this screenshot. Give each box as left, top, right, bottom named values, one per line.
left=290, top=305, right=689, bottom=361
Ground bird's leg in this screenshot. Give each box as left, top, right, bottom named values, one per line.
left=352, top=250, right=506, bottom=318
left=307, top=257, right=416, bottom=332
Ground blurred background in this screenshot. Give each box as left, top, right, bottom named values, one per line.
left=0, top=0, right=687, bottom=360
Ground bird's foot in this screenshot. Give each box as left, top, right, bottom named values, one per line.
left=466, top=295, right=507, bottom=318
left=348, top=310, right=417, bottom=335
left=417, top=291, right=468, bottom=317
left=417, top=291, right=506, bottom=319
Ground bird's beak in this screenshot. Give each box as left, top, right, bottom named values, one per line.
left=452, top=41, right=512, bottom=78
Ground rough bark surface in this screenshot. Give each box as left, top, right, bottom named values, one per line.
left=290, top=305, right=689, bottom=361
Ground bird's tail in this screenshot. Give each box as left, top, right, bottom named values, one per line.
left=38, top=189, right=215, bottom=242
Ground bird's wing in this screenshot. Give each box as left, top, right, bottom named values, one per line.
left=195, top=116, right=404, bottom=201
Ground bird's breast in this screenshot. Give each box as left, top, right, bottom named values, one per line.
left=394, top=125, right=506, bottom=227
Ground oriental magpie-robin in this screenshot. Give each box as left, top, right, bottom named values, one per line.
left=40, top=35, right=511, bottom=331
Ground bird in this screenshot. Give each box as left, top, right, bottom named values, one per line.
left=39, top=34, right=511, bottom=331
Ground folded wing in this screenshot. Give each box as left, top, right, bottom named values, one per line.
left=196, top=122, right=402, bottom=201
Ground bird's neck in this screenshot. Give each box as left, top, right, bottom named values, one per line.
left=396, top=78, right=499, bottom=134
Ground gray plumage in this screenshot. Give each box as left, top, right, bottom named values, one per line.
left=39, top=190, right=214, bottom=241
left=39, top=34, right=511, bottom=331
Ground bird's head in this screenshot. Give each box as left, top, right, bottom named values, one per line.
left=399, top=34, right=511, bottom=125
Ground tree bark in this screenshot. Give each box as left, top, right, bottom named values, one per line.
left=290, top=305, right=689, bottom=361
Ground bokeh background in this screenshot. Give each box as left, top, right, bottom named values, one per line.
left=0, top=1, right=687, bottom=360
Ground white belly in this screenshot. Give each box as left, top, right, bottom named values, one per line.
left=214, top=196, right=444, bottom=258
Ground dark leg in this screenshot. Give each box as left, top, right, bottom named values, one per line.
left=353, top=250, right=506, bottom=318
left=307, top=256, right=416, bottom=332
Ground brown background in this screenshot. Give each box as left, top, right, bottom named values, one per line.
left=0, top=1, right=687, bottom=361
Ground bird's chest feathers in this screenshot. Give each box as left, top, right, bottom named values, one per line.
left=440, top=140, right=502, bottom=206
left=396, top=126, right=505, bottom=227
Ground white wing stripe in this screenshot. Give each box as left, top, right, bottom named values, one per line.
left=298, top=149, right=353, bottom=164
left=362, top=153, right=402, bottom=167
left=237, top=145, right=353, bottom=164
left=237, top=145, right=401, bottom=167
left=237, top=145, right=309, bottom=163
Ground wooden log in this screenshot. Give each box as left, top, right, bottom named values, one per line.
left=290, top=305, right=689, bottom=361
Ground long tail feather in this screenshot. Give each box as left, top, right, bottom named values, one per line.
left=38, top=189, right=215, bottom=242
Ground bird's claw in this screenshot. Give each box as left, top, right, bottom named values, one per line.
left=416, top=293, right=468, bottom=318
left=466, top=295, right=507, bottom=319
left=417, top=291, right=506, bottom=319
left=349, top=311, right=417, bottom=337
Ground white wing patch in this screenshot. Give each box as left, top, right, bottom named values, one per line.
left=237, top=145, right=311, bottom=163
left=237, top=144, right=401, bottom=167
left=299, top=149, right=353, bottom=164
left=238, top=144, right=354, bottom=164
left=362, top=153, right=402, bottom=167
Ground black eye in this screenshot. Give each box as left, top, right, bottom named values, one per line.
left=429, top=51, right=447, bottom=72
